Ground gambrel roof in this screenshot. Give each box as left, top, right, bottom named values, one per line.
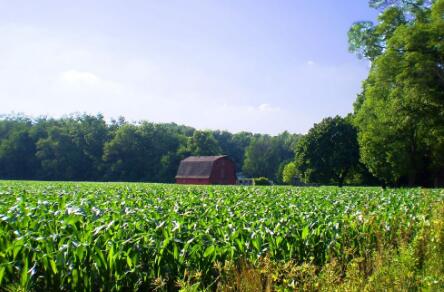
left=175, top=156, right=228, bottom=179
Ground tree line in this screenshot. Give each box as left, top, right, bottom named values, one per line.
left=283, top=0, right=444, bottom=187
left=0, top=114, right=301, bottom=183
left=0, top=113, right=386, bottom=186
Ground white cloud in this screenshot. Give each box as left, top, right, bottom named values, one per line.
left=60, top=70, right=100, bottom=85
left=257, top=103, right=280, bottom=112
left=58, top=70, right=122, bottom=94
left=307, top=60, right=315, bottom=66
left=245, top=103, right=281, bottom=114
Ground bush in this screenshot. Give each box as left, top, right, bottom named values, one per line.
left=254, top=177, right=272, bottom=185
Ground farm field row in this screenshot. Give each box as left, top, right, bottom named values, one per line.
left=0, top=181, right=443, bottom=290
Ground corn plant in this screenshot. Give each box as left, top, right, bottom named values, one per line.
left=0, top=181, right=442, bottom=290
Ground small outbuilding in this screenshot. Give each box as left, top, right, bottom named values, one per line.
left=175, top=155, right=236, bottom=185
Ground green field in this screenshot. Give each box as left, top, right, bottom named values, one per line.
left=0, top=181, right=443, bottom=291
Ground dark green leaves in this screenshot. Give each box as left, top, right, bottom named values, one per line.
left=0, top=181, right=442, bottom=290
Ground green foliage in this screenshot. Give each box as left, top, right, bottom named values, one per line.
left=0, top=115, right=299, bottom=183
left=348, top=5, right=408, bottom=60
left=369, top=0, right=433, bottom=10
left=351, top=0, right=444, bottom=186
left=253, top=177, right=272, bottom=185
left=243, top=135, right=275, bottom=179
left=213, top=201, right=444, bottom=291
left=348, top=21, right=383, bottom=60
left=185, top=130, right=222, bottom=156
left=294, top=116, right=360, bottom=186
left=103, top=122, right=183, bottom=182
left=0, top=181, right=442, bottom=290
left=0, top=116, right=37, bottom=179
left=349, top=0, right=433, bottom=60
left=243, top=132, right=301, bottom=181
left=213, top=131, right=253, bottom=171
left=282, top=162, right=298, bottom=185
left=35, top=115, right=109, bottom=180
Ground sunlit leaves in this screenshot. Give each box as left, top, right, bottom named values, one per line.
left=0, top=181, right=442, bottom=290
left=353, top=0, right=444, bottom=185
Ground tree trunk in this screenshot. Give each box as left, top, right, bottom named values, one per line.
left=434, top=169, right=444, bottom=188
left=338, top=179, right=344, bottom=187
left=408, top=169, right=416, bottom=187
left=338, top=170, right=347, bottom=187
left=408, top=129, right=418, bottom=187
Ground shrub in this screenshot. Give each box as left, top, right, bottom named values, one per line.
left=254, top=177, right=272, bottom=185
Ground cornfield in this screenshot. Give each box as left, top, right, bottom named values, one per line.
left=0, top=181, right=442, bottom=290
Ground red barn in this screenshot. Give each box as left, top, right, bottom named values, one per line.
left=175, top=155, right=236, bottom=185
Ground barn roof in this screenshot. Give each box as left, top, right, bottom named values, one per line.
left=175, top=155, right=229, bottom=179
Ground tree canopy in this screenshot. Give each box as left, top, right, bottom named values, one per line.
left=185, top=131, right=222, bottom=157
left=293, top=116, right=360, bottom=187
left=350, top=0, right=444, bottom=186
left=242, top=132, right=301, bottom=181
left=0, top=114, right=299, bottom=183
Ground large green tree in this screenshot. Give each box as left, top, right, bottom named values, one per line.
left=350, top=0, right=444, bottom=186
left=282, top=162, right=298, bottom=185
left=243, top=135, right=275, bottom=179
left=0, top=116, right=37, bottom=179
left=185, top=130, right=222, bottom=156
left=294, top=116, right=360, bottom=187
left=212, top=130, right=253, bottom=171
left=103, top=122, right=184, bottom=182
left=34, top=115, right=109, bottom=180
left=243, top=132, right=300, bottom=181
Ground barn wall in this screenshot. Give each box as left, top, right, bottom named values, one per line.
left=176, top=178, right=210, bottom=185
left=209, top=157, right=236, bottom=185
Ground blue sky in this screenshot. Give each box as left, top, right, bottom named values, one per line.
left=0, top=1, right=377, bottom=134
